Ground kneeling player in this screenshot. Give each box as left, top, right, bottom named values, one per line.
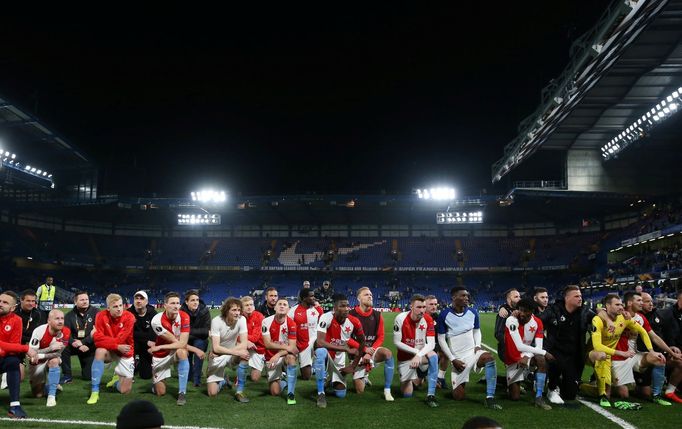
left=206, top=297, right=250, bottom=402
left=349, top=287, right=395, bottom=401
left=241, top=296, right=265, bottom=382
left=503, top=298, right=554, bottom=410
left=28, top=310, right=70, bottom=407
left=314, top=294, right=365, bottom=408
left=262, top=298, right=298, bottom=404
left=588, top=294, right=652, bottom=409
left=437, top=287, right=501, bottom=410
left=150, top=292, right=205, bottom=406
left=88, top=294, right=136, bottom=404
left=394, top=294, right=439, bottom=408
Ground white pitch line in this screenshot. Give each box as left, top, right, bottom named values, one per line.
left=0, top=417, right=226, bottom=429
left=481, top=342, right=638, bottom=429
left=577, top=400, right=639, bottom=429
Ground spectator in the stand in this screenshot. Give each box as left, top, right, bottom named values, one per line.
left=314, top=280, right=335, bottom=311
left=13, top=290, right=45, bottom=382
left=302, top=280, right=311, bottom=289
left=180, top=290, right=210, bottom=387
left=36, top=276, right=57, bottom=315
left=126, top=291, right=157, bottom=380
left=258, top=287, right=278, bottom=318
left=62, top=291, right=98, bottom=384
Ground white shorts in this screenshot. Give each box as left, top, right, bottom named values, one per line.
left=265, top=356, right=285, bottom=383
left=206, top=354, right=240, bottom=384
left=299, top=342, right=314, bottom=368
left=248, top=349, right=265, bottom=372
left=505, top=353, right=534, bottom=385
left=108, top=354, right=135, bottom=379
left=612, top=352, right=646, bottom=387
left=353, top=348, right=379, bottom=380
left=398, top=358, right=430, bottom=383
left=451, top=349, right=487, bottom=389
left=327, top=351, right=348, bottom=387
left=28, top=359, right=60, bottom=384
left=152, top=352, right=181, bottom=384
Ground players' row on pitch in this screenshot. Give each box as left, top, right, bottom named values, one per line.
left=1, top=286, right=508, bottom=417
left=3, top=285, right=680, bottom=419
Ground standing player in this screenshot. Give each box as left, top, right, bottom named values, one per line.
left=314, top=294, right=365, bottom=408
left=206, top=297, right=250, bottom=402
left=288, top=288, right=323, bottom=380
left=87, top=293, right=136, bottom=405
left=1, top=291, right=38, bottom=418
left=393, top=294, right=439, bottom=408
left=150, top=292, right=206, bottom=405
left=27, top=309, right=70, bottom=407
left=503, top=298, right=553, bottom=410
left=241, top=296, right=265, bottom=382
left=438, top=286, right=502, bottom=410
left=588, top=294, right=653, bottom=408
left=262, top=298, right=298, bottom=404
left=349, top=287, right=395, bottom=401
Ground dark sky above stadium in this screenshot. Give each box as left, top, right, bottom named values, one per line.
left=1, top=2, right=611, bottom=197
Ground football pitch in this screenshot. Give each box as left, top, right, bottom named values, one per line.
left=1, top=311, right=678, bottom=429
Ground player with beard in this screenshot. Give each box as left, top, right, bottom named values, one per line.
left=608, top=292, right=679, bottom=405
left=288, top=288, right=323, bottom=380
left=62, top=291, right=98, bottom=384
left=0, top=291, right=38, bottom=418
left=348, top=287, right=395, bottom=401
left=126, top=291, right=157, bottom=380
left=495, top=289, right=521, bottom=361
left=640, top=291, right=682, bottom=403
left=425, top=295, right=448, bottom=389
left=27, top=309, right=70, bottom=407
left=533, top=288, right=549, bottom=315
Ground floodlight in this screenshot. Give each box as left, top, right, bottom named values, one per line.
left=417, top=187, right=456, bottom=201
left=190, top=189, right=228, bottom=204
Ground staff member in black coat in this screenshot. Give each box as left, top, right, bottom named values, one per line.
left=126, top=290, right=157, bottom=380
left=61, top=290, right=99, bottom=383
left=180, top=290, right=209, bottom=386
left=8, top=290, right=45, bottom=383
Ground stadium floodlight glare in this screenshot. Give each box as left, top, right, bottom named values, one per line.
left=602, top=86, right=682, bottom=160
left=177, top=213, right=221, bottom=225
left=436, top=211, right=483, bottom=224
left=416, top=187, right=456, bottom=201
left=190, top=189, right=227, bottom=203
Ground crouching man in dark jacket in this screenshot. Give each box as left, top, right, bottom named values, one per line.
left=126, top=291, right=157, bottom=380
left=180, top=290, right=209, bottom=387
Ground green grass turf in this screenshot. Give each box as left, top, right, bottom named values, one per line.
left=2, top=311, right=677, bottom=428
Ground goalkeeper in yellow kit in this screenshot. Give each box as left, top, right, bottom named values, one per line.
left=587, top=294, right=653, bottom=409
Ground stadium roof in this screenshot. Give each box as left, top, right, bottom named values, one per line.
left=0, top=94, right=94, bottom=170
left=492, top=0, right=682, bottom=182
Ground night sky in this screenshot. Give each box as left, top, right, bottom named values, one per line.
left=1, top=2, right=611, bottom=197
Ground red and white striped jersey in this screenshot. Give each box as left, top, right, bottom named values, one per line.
left=317, top=312, right=364, bottom=358
left=151, top=310, right=190, bottom=358
left=29, top=324, right=70, bottom=362
left=393, top=311, right=435, bottom=362
left=288, top=304, right=324, bottom=351
left=261, top=315, right=297, bottom=360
